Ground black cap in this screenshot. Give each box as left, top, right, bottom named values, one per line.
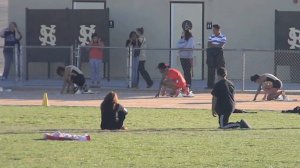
left=157, top=63, right=168, bottom=69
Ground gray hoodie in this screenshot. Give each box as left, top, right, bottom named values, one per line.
left=177, top=37, right=195, bottom=59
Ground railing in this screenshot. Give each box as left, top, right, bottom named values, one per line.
left=0, top=45, right=299, bottom=91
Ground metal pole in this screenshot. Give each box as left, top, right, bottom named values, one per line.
left=14, top=45, right=19, bottom=82
left=19, top=46, right=23, bottom=81
left=76, top=46, right=81, bottom=68
left=128, top=47, right=133, bottom=88
left=242, top=51, right=246, bottom=91
left=70, top=46, right=73, bottom=65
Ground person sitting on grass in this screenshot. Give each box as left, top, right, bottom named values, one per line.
left=56, top=65, right=88, bottom=94
left=155, top=63, right=193, bottom=98
left=211, top=67, right=251, bottom=129
left=101, top=91, right=128, bottom=130
left=250, top=73, right=286, bottom=101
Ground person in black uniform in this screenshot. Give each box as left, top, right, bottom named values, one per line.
left=56, top=65, right=88, bottom=94
left=211, top=68, right=251, bottom=129
left=100, top=91, right=128, bottom=130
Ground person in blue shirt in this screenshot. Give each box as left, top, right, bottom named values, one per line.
left=177, top=30, right=195, bottom=88
left=206, top=24, right=226, bottom=89
left=0, top=22, right=22, bottom=80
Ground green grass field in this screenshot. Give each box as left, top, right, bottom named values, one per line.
left=0, top=106, right=299, bottom=168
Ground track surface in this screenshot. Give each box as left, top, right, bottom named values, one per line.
left=0, top=88, right=299, bottom=111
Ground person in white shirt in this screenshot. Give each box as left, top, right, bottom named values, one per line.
left=251, top=73, right=286, bottom=101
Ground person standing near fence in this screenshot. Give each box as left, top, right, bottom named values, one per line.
left=136, top=27, right=153, bottom=88
left=0, top=22, right=22, bottom=80
left=206, top=24, right=226, bottom=89
left=126, top=31, right=140, bottom=88
left=177, top=30, right=195, bottom=88
left=88, top=33, right=104, bottom=87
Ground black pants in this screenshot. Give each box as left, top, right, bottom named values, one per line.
left=114, top=111, right=126, bottom=129
left=3, top=51, right=13, bottom=79
left=180, top=58, right=192, bottom=87
left=218, top=112, right=240, bottom=129
left=138, top=61, right=153, bottom=86
left=206, top=48, right=225, bottom=88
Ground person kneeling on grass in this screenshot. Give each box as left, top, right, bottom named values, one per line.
left=56, top=65, right=88, bottom=94
left=155, top=63, right=193, bottom=98
left=251, top=73, right=286, bottom=101
left=211, top=68, right=251, bottom=129
left=100, top=91, right=128, bottom=130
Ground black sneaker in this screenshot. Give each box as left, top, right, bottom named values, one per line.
left=147, top=81, right=154, bottom=88
left=239, top=119, right=251, bottom=129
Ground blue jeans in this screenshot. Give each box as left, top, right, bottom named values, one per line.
left=89, top=59, right=102, bottom=83
left=131, top=56, right=139, bottom=87
left=2, top=51, right=14, bottom=79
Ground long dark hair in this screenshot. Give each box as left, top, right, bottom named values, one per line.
left=136, top=27, right=144, bottom=35
left=101, top=91, right=119, bottom=113
left=126, top=31, right=141, bottom=47
left=184, top=30, right=192, bottom=41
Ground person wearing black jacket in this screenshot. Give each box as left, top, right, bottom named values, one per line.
left=100, top=91, right=128, bottom=130
left=211, top=68, right=251, bottom=129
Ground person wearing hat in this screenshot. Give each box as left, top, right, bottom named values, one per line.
left=155, top=63, right=193, bottom=98
left=250, top=73, right=286, bottom=101
left=211, top=67, right=251, bottom=129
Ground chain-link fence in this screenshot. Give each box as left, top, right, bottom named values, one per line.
left=0, top=45, right=299, bottom=91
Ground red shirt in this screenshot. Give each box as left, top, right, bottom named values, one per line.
left=89, top=42, right=104, bottom=60
left=166, top=68, right=186, bottom=88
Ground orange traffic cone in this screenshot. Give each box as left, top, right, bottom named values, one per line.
left=42, top=92, right=49, bottom=107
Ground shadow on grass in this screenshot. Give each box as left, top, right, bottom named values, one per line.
left=1, top=127, right=300, bottom=135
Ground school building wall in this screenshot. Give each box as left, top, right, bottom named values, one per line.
left=8, top=0, right=300, bottom=80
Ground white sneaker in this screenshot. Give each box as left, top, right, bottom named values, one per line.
left=75, top=89, right=82, bottom=94
left=184, top=91, right=195, bottom=97
left=176, top=92, right=183, bottom=98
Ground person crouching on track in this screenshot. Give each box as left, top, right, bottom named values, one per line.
left=56, top=65, right=88, bottom=94
left=250, top=73, right=286, bottom=101
left=155, top=63, right=193, bottom=98
left=101, top=91, right=128, bottom=130
left=211, top=68, right=251, bottom=129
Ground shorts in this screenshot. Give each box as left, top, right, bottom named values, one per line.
left=176, top=80, right=186, bottom=88
left=71, top=74, right=85, bottom=87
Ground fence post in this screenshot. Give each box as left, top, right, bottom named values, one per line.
left=242, top=51, right=246, bottom=91
left=19, top=46, right=23, bottom=81
left=128, top=47, right=133, bottom=88
left=14, top=45, right=19, bottom=82
left=70, top=46, right=73, bottom=65
left=76, top=46, right=81, bottom=68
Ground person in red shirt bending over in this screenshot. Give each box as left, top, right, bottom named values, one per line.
left=155, top=63, right=194, bottom=98
left=89, top=33, right=104, bottom=87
